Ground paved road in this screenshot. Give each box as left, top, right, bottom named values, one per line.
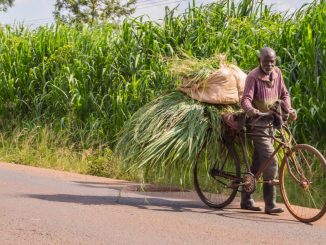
left=0, top=162, right=325, bottom=245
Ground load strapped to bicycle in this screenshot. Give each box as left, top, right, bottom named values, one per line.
left=116, top=54, right=326, bottom=223
left=194, top=100, right=326, bottom=223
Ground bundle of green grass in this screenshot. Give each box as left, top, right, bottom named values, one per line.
left=115, top=55, right=244, bottom=185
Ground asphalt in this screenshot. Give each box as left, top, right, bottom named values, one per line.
left=0, top=162, right=325, bottom=245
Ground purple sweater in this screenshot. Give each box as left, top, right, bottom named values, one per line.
left=241, top=66, right=291, bottom=113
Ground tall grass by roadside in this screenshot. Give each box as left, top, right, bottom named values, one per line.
left=0, top=125, right=141, bottom=180
left=0, top=0, right=325, bottom=177
left=0, top=23, right=173, bottom=148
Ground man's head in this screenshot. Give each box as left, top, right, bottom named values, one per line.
left=259, top=47, right=276, bottom=75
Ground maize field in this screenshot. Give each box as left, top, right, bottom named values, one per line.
left=0, top=0, right=325, bottom=176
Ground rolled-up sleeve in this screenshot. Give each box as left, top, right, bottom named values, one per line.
left=241, top=76, right=256, bottom=113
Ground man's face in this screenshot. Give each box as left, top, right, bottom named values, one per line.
left=260, top=54, right=276, bottom=75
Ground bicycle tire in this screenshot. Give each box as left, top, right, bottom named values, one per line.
left=193, top=143, right=241, bottom=209
left=280, top=144, right=326, bottom=223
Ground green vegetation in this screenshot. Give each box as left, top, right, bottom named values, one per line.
left=0, top=0, right=325, bottom=181
left=115, top=91, right=241, bottom=185
left=0, top=125, right=139, bottom=180
left=168, top=53, right=224, bottom=84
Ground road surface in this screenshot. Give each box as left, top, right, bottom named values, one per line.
left=0, top=162, right=325, bottom=244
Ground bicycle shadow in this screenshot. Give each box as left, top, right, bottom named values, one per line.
left=23, top=190, right=307, bottom=225
left=69, top=180, right=312, bottom=225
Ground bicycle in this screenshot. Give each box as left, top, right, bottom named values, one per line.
left=193, top=104, right=326, bottom=223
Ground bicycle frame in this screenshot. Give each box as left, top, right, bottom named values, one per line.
left=217, top=118, right=295, bottom=188
left=195, top=109, right=326, bottom=222
left=238, top=121, right=291, bottom=182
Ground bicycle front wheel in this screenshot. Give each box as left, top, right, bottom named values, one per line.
left=194, top=144, right=241, bottom=209
left=280, top=144, right=326, bottom=223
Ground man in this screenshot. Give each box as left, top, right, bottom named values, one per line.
left=240, top=47, right=296, bottom=214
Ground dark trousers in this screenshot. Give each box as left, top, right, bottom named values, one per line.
left=249, top=119, right=277, bottom=180
left=241, top=118, right=279, bottom=209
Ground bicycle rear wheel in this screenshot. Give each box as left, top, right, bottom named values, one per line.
left=194, top=144, right=241, bottom=208
left=280, top=144, right=326, bottom=223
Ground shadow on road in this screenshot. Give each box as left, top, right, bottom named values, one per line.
left=25, top=193, right=202, bottom=209
left=24, top=193, right=302, bottom=225
left=73, top=181, right=189, bottom=193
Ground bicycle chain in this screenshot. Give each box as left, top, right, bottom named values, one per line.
left=242, top=173, right=256, bottom=193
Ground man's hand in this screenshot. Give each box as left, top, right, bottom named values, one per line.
left=247, top=108, right=260, bottom=117
left=289, top=108, right=297, bottom=121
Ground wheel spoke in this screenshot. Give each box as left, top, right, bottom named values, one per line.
left=194, top=144, right=241, bottom=209
left=307, top=189, right=318, bottom=210
left=280, top=144, right=326, bottom=222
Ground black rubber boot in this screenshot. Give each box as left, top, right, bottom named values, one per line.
left=263, top=183, right=284, bottom=214
left=240, top=191, right=262, bottom=211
